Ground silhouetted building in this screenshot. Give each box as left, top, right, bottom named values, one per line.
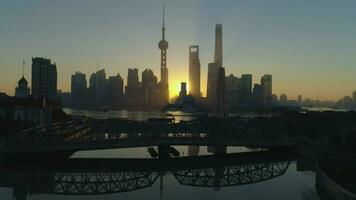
left=0, top=97, right=57, bottom=125
left=0, top=92, right=9, bottom=101
left=261, top=74, right=272, bottom=105
left=125, top=68, right=141, bottom=106
left=106, top=73, right=124, bottom=109
left=226, top=74, right=240, bottom=110
left=89, top=69, right=106, bottom=106
left=280, top=93, right=288, bottom=105
left=272, top=94, right=278, bottom=104
left=214, top=67, right=227, bottom=117
left=71, top=72, right=87, bottom=108
left=207, top=24, right=224, bottom=109
left=353, top=91, right=356, bottom=107
left=240, top=74, right=252, bottom=97
left=343, top=96, right=353, bottom=109
left=253, top=84, right=263, bottom=106
left=15, top=77, right=30, bottom=98
left=57, top=90, right=71, bottom=108
left=179, top=82, right=187, bottom=97
left=31, top=57, right=57, bottom=101
left=214, top=24, right=223, bottom=67
left=298, top=95, right=303, bottom=105
left=207, top=62, right=219, bottom=106
left=158, top=3, right=169, bottom=105
left=189, top=46, right=201, bottom=97
left=142, top=69, right=158, bottom=107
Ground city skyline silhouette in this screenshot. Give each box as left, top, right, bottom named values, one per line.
left=1, top=0, right=356, bottom=101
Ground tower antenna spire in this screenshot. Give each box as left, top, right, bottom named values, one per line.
left=163, top=0, right=165, bottom=27
left=161, top=0, right=166, bottom=40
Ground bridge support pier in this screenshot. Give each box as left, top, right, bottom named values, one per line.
left=158, top=145, right=171, bottom=159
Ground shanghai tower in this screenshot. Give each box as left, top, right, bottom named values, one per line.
left=207, top=24, right=224, bottom=105
left=214, top=24, right=223, bottom=68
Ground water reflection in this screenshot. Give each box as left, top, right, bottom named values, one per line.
left=1, top=150, right=296, bottom=200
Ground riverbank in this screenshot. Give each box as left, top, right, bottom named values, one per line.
left=296, top=144, right=356, bottom=200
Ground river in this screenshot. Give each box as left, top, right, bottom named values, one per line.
left=0, top=109, right=323, bottom=200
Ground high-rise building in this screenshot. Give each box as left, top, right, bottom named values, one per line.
left=207, top=24, right=224, bottom=108
left=125, top=68, right=140, bottom=106
left=214, top=67, right=227, bottom=117
left=225, top=74, right=240, bottom=110
left=106, top=73, right=124, bottom=109
left=158, top=2, right=169, bottom=105
left=189, top=45, right=201, bottom=97
left=95, top=69, right=106, bottom=104
left=31, top=57, right=57, bottom=100
left=352, top=91, right=356, bottom=107
left=179, top=82, right=187, bottom=97
left=280, top=93, right=288, bottom=105
left=261, top=74, right=272, bottom=105
left=240, top=74, right=252, bottom=96
left=207, top=62, right=219, bottom=105
left=214, top=24, right=223, bottom=67
left=253, top=84, right=263, bottom=106
left=142, top=69, right=158, bottom=106
left=71, top=72, right=87, bottom=108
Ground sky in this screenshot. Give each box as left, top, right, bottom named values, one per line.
left=0, top=0, right=356, bottom=100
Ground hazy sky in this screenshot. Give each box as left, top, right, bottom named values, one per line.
left=1, top=0, right=356, bottom=100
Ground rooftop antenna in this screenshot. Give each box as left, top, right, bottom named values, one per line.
left=22, top=59, right=25, bottom=78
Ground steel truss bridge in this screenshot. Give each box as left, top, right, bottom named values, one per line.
left=0, top=151, right=292, bottom=199
left=0, top=118, right=295, bottom=156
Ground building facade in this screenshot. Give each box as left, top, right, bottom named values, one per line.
left=15, top=77, right=30, bottom=98
left=31, top=57, right=57, bottom=101
left=71, top=72, right=87, bottom=108
left=261, top=74, right=272, bottom=105
left=189, top=45, right=201, bottom=97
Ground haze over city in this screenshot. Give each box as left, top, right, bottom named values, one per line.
left=1, top=0, right=356, bottom=100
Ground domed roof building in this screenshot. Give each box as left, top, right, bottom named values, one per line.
left=15, top=75, right=30, bottom=98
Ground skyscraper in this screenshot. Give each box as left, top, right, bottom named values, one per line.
left=225, top=74, right=239, bottom=110
left=179, top=82, right=187, bottom=97
left=207, top=24, right=224, bottom=107
left=31, top=57, right=57, bottom=100
left=94, top=69, right=106, bottom=105
left=189, top=45, right=201, bottom=97
left=142, top=69, right=158, bottom=107
left=214, top=24, right=223, bottom=67
left=253, top=84, right=263, bottom=106
left=158, top=2, right=169, bottom=105
left=353, top=91, right=356, bottom=107
left=207, top=62, right=219, bottom=105
left=261, top=74, right=272, bottom=105
left=125, top=68, right=140, bottom=106
left=214, top=67, right=227, bottom=117
left=106, top=73, right=124, bottom=109
left=240, top=74, right=252, bottom=97
left=71, top=72, right=87, bottom=108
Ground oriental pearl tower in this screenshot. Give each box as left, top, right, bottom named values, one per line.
left=158, top=1, right=169, bottom=105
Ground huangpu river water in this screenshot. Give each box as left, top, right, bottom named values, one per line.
left=0, top=109, right=323, bottom=200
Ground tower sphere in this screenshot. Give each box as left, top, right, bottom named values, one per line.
left=158, top=40, right=169, bottom=50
